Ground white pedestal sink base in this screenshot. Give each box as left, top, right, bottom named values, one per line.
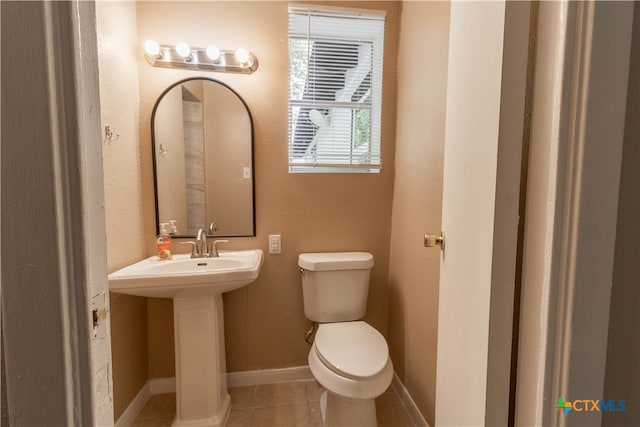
left=172, top=294, right=231, bottom=427
left=107, top=250, right=264, bottom=425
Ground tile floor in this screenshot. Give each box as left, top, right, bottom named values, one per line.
left=132, top=380, right=415, bottom=427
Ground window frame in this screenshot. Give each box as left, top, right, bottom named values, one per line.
left=287, top=4, right=386, bottom=174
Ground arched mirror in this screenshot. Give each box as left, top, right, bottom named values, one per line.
left=152, top=78, right=255, bottom=238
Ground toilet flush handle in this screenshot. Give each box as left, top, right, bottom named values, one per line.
left=305, top=322, right=317, bottom=344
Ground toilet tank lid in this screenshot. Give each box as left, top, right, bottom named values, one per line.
left=298, top=252, right=374, bottom=271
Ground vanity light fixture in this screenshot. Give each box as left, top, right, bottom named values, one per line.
left=235, top=48, right=250, bottom=64
left=175, top=42, right=193, bottom=61
left=144, top=39, right=161, bottom=56
left=143, top=39, right=258, bottom=74
left=206, top=45, right=221, bottom=62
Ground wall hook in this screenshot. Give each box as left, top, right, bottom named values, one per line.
left=105, top=125, right=120, bottom=142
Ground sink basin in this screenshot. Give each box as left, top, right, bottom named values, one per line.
left=108, top=249, right=263, bottom=298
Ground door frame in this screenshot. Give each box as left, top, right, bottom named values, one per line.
left=516, top=1, right=633, bottom=425
left=1, top=1, right=113, bottom=425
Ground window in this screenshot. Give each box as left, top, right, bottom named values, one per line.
left=288, top=5, right=385, bottom=173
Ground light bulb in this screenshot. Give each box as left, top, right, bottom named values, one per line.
left=175, top=42, right=191, bottom=58
left=235, top=48, right=249, bottom=64
left=206, top=45, right=221, bottom=61
left=144, top=39, right=160, bottom=56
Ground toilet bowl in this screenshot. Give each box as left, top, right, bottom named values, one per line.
left=299, top=252, right=393, bottom=426
left=308, top=321, right=393, bottom=426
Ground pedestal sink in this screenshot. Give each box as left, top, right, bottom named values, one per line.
left=108, top=250, right=263, bottom=427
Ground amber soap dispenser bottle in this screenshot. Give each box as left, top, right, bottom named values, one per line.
left=157, top=222, right=172, bottom=261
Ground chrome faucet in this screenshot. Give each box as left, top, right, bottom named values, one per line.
left=181, top=229, right=228, bottom=258
left=196, top=228, right=208, bottom=257
left=180, top=228, right=208, bottom=258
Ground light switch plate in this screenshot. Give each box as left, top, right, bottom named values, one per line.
left=268, top=234, right=281, bottom=254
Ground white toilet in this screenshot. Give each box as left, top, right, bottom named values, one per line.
left=299, top=252, right=393, bottom=427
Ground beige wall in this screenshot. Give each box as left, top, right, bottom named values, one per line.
left=96, top=1, right=149, bottom=420
left=136, top=1, right=398, bottom=378
left=604, top=2, right=640, bottom=425
left=388, top=2, right=450, bottom=425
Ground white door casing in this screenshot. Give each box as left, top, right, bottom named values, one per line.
left=516, top=1, right=633, bottom=426
left=1, top=1, right=114, bottom=425
left=74, top=1, right=115, bottom=424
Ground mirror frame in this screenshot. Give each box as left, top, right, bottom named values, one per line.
left=150, top=77, right=256, bottom=238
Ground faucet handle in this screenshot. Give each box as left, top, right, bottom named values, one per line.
left=180, top=241, right=199, bottom=258
left=209, top=239, right=229, bottom=257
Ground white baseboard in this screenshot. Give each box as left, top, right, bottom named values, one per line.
left=391, top=373, right=429, bottom=427
left=227, top=365, right=313, bottom=388
left=115, top=382, right=150, bottom=427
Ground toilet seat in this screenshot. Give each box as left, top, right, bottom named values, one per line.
left=314, top=321, right=389, bottom=380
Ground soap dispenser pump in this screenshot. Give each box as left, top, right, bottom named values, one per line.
left=157, top=223, right=172, bottom=261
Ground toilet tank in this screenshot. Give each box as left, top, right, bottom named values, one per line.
left=298, top=252, right=374, bottom=323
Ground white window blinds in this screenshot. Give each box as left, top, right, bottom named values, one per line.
left=288, top=5, right=385, bottom=173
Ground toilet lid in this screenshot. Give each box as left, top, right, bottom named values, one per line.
left=314, top=321, right=389, bottom=380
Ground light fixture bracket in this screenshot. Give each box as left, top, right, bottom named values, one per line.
left=145, top=44, right=258, bottom=74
